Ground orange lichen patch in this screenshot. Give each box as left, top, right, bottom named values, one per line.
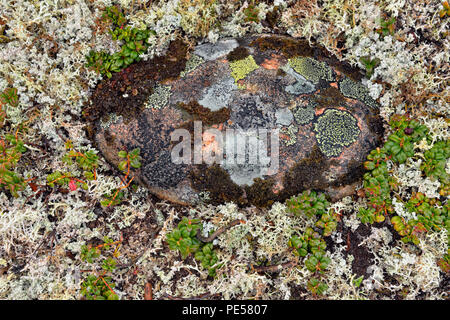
left=261, top=55, right=281, bottom=70
left=330, top=82, right=338, bottom=89
left=202, top=131, right=222, bottom=154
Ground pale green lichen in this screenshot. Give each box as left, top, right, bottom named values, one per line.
left=288, top=56, right=334, bottom=84
left=281, top=124, right=298, bottom=146
left=179, top=54, right=204, bottom=77
left=314, top=109, right=360, bottom=157
left=229, top=55, right=259, bottom=89
left=293, top=101, right=316, bottom=125
left=144, top=84, right=171, bottom=109
left=339, top=77, right=378, bottom=109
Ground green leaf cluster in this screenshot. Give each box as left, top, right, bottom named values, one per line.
left=118, top=148, right=142, bottom=172
left=0, top=134, right=27, bottom=197
left=167, top=217, right=222, bottom=277
left=286, top=190, right=329, bottom=218
left=85, top=6, right=155, bottom=78
left=80, top=236, right=120, bottom=300
left=421, top=140, right=449, bottom=186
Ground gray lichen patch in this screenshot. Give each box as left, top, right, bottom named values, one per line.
left=288, top=56, right=334, bottom=84
left=194, top=39, right=239, bottom=61
left=339, top=77, right=378, bottom=109
left=314, top=109, right=360, bottom=157
left=144, top=84, right=172, bottom=109
left=281, top=64, right=316, bottom=95
left=275, top=108, right=293, bottom=126
left=198, top=77, right=237, bottom=111
left=100, top=113, right=123, bottom=129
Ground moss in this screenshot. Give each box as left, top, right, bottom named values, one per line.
left=85, top=39, right=189, bottom=123
left=339, top=77, right=378, bottom=109
left=226, top=46, right=250, bottom=62
left=281, top=145, right=332, bottom=198
left=229, top=55, right=259, bottom=89
left=177, top=100, right=230, bottom=126
left=244, top=177, right=278, bottom=208
left=288, top=56, right=334, bottom=84
left=190, top=164, right=245, bottom=205
left=293, top=101, right=316, bottom=125
left=250, top=36, right=314, bottom=58
left=313, top=86, right=346, bottom=108
left=313, top=109, right=360, bottom=158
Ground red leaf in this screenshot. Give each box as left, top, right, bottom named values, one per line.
left=69, top=179, right=77, bottom=191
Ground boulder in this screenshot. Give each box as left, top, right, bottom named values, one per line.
left=89, top=35, right=384, bottom=206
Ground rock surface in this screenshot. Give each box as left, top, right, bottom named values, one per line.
left=90, top=34, right=384, bottom=206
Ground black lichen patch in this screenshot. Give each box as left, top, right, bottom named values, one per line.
left=226, top=46, right=250, bottom=62
left=177, top=100, right=231, bottom=126
left=84, top=39, right=189, bottom=124
left=142, top=150, right=187, bottom=189
left=190, top=165, right=245, bottom=205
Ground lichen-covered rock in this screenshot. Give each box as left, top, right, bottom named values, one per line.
left=90, top=34, right=384, bottom=206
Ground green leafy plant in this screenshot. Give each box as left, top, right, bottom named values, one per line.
left=194, top=243, right=220, bottom=277
left=101, top=148, right=141, bottom=207
left=167, top=217, right=223, bottom=276
left=439, top=1, right=450, bottom=18
left=421, top=140, right=449, bottom=185
left=0, top=133, right=28, bottom=197
left=305, top=251, right=331, bottom=274
left=307, top=278, right=328, bottom=296
left=438, top=249, right=450, bottom=273
left=376, top=17, right=396, bottom=37
left=360, top=56, right=380, bottom=78
left=358, top=115, right=430, bottom=225
left=85, top=6, right=155, bottom=78
left=166, top=217, right=202, bottom=259
left=80, top=236, right=122, bottom=300
left=47, top=141, right=99, bottom=191
left=243, top=4, right=260, bottom=23
left=286, top=190, right=329, bottom=218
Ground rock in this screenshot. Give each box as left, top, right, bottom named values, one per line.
left=90, top=34, right=384, bottom=206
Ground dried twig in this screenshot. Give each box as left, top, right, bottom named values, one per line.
left=196, top=219, right=245, bottom=242
left=251, top=260, right=298, bottom=273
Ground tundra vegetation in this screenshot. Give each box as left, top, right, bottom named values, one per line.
left=0, top=0, right=448, bottom=300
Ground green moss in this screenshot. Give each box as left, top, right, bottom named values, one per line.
left=314, top=109, right=360, bottom=157
left=288, top=57, right=334, bottom=84
left=339, top=77, right=378, bottom=109
left=229, top=55, right=259, bottom=89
